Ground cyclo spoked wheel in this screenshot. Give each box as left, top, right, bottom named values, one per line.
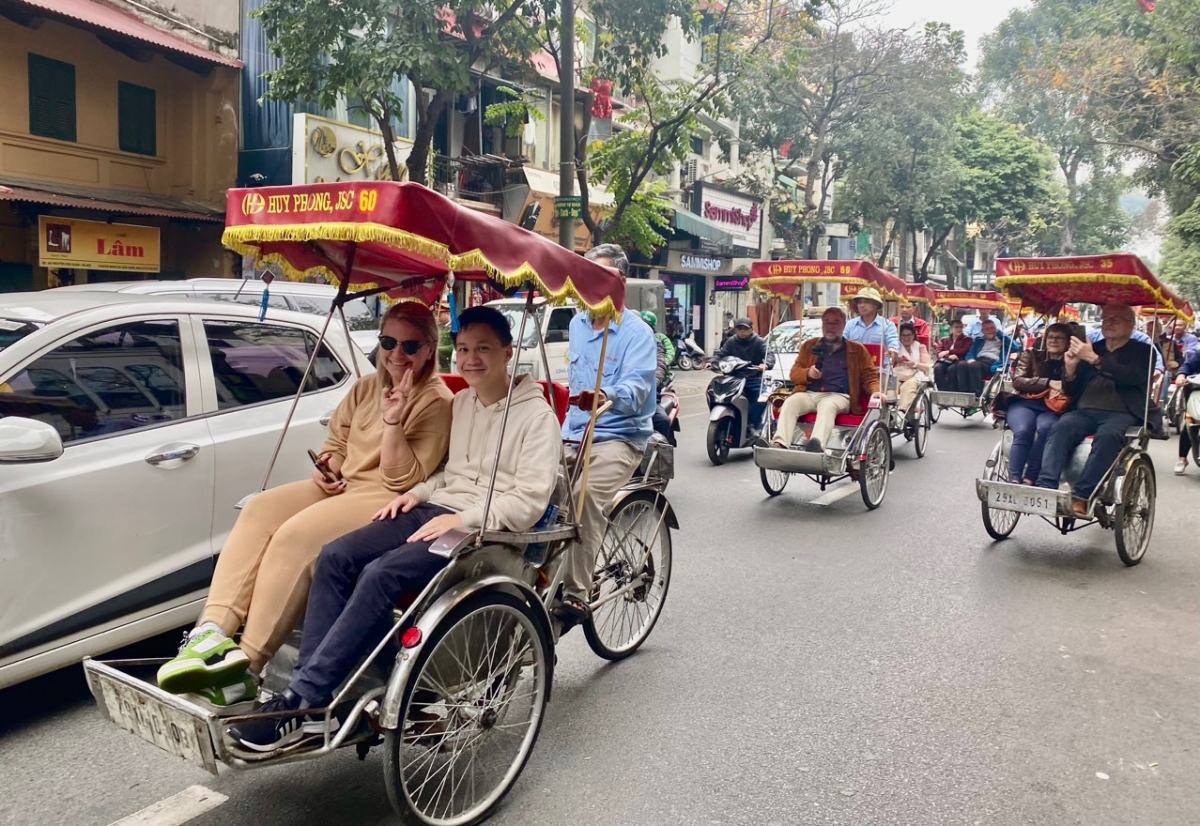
left=1114, top=456, right=1155, bottom=567
left=913, top=395, right=931, bottom=458
left=706, top=420, right=731, bottom=465
left=981, top=440, right=1019, bottom=540
left=760, top=466, right=789, bottom=496
left=584, top=491, right=673, bottom=661
left=858, top=425, right=891, bottom=510
left=385, top=592, right=549, bottom=826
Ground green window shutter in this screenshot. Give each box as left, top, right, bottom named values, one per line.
left=28, top=54, right=76, bottom=142
left=118, top=81, right=156, bottom=156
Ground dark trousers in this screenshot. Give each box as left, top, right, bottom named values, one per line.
left=958, top=358, right=996, bottom=395
left=934, top=360, right=956, bottom=389
left=1036, top=409, right=1138, bottom=500
left=1006, top=398, right=1058, bottom=483
left=744, top=377, right=766, bottom=433
left=290, top=504, right=451, bottom=706
left=1181, top=427, right=1193, bottom=459
left=652, top=405, right=672, bottom=440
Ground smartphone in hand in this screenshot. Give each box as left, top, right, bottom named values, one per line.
left=307, top=449, right=337, bottom=483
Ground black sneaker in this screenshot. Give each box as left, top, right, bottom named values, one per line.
left=803, top=438, right=824, bottom=453
left=227, top=689, right=339, bottom=753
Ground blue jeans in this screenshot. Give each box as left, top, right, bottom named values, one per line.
left=1035, top=409, right=1138, bottom=500
left=744, top=376, right=766, bottom=433
left=290, top=504, right=451, bottom=706
left=1006, top=399, right=1058, bottom=483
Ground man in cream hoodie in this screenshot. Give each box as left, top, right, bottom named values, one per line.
left=230, top=306, right=562, bottom=752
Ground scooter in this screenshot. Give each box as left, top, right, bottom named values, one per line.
left=676, top=331, right=707, bottom=371
left=705, top=357, right=774, bottom=465
left=1184, top=375, right=1200, bottom=465
left=658, top=380, right=681, bottom=447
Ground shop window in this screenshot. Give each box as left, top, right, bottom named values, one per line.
left=28, top=54, right=76, bottom=142
left=118, top=81, right=156, bottom=156
left=0, top=320, right=186, bottom=444
left=203, top=320, right=347, bottom=411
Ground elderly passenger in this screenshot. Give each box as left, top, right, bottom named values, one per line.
left=1036, top=303, right=1155, bottom=515
left=772, top=307, right=880, bottom=453
left=1005, top=323, right=1071, bottom=485
left=933, top=319, right=972, bottom=389
left=957, top=319, right=1018, bottom=397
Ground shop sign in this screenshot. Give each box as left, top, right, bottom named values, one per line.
left=713, top=275, right=750, bottom=292
left=667, top=248, right=732, bottom=276
left=292, top=114, right=414, bottom=184
left=693, top=181, right=763, bottom=258
left=554, top=195, right=582, bottom=219
left=38, top=216, right=160, bottom=273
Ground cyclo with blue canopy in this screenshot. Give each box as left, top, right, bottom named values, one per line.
left=81, top=181, right=675, bottom=826
left=975, top=254, right=1194, bottom=566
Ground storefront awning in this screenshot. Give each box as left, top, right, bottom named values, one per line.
left=9, top=0, right=242, bottom=69
left=672, top=206, right=734, bottom=252
left=0, top=181, right=224, bottom=222
left=521, top=166, right=615, bottom=208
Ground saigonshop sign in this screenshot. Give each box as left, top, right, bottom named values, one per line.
left=693, top=181, right=763, bottom=258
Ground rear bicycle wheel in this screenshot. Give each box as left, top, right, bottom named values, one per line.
left=981, top=440, right=1020, bottom=540
left=760, top=466, right=789, bottom=496
left=584, top=492, right=673, bottom=661
left=913, top=395, right=930, bottom=458
left=1114, top=456, right=1155, bottom=567
left=384, top=592, right=549, bottom=826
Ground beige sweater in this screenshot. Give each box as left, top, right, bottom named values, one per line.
left=410, top=375, right=562, bottom=531
left=320, top=373, right=453, bottom=493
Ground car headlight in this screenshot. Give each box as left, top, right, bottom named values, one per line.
left=516, top=362, right=535, bottom=376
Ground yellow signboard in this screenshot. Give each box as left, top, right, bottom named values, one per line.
left=38, top=216, right=161, bottom=273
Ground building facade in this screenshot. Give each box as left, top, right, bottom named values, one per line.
left=0, top=0, right=241, bottom=292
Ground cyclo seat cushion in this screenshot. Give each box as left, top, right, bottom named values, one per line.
left=439, top=373, right=568, bottom=425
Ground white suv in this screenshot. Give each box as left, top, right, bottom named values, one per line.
left=0, top=292, right=372, bottom=689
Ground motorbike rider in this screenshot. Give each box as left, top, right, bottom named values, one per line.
left=642, top=310, right=676, bottom=441
left=710, top=316, right=775, bottom=442
left=1173, top=347, right=1200, bottom=475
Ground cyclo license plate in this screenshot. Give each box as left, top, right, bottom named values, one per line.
left=95, top=673, right=216, bottom=773
left=989, top=485, right=1057, bottom=517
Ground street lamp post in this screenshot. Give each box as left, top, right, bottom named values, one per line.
left=558, top=0, right=576, bottom=249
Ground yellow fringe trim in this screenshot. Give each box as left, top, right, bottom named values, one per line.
left=996, top=273, right=1193, bottom=322
left=222, top=222, right=621, bottom=317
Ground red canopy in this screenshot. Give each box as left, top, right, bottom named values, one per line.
left=223, top=181, right=625, bottom=313
left=749, top=260, right=907, bottom=301
left=904, top=283, right=937, bottom=304
left=995, top=254, right=1193, bottom=322
left=930, top=289, right=1011, bottom=311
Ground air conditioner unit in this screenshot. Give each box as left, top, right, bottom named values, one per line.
left=683, top=159, right=699, bottom=186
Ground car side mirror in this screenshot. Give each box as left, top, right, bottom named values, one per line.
left=0, top=417, right=65, bottom=463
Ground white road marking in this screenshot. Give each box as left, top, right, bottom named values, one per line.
left=810, top=482, right=859, bottom=506
left=679, top=410, right=710, bottom=420
left=105, top=786, right=227, bottom=826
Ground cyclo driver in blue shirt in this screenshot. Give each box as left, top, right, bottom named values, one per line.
left=554, top=243, right=657, bottom=627
left=844, top=286, right=899, bottom=365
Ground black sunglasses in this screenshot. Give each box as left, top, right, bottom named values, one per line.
left=378, top=336, right=429, bottom=356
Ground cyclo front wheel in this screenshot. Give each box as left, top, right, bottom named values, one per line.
left=981, top=439, right=1020, bottom=540
left=584, top=490, right=673, bottom=661
left=912, top=394, right=931, bottom=458
left=385, top=591, right=549, bottom=826
left=858, top=425, right=891, bottom=510
left=1114, top=455, right=1155, bottom=567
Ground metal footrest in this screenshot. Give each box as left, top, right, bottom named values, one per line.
left=754, top=445, right=842, bottom=476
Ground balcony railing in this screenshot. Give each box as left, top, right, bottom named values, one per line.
left=432, top=154, right=517, bottom=211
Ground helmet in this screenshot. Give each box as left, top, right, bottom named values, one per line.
left=640, top=310, right=657, bottom=327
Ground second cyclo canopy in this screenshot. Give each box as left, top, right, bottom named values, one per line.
left=749, top=259, right=908, bottom=301
left=222, top=181, right=626, bottom=314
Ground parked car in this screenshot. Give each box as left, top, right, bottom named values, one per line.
left=0, top=292, right=372, bottom=689
left=764, top=317, right=821, bottom=384
left=52, top=278, right=381, bottom=356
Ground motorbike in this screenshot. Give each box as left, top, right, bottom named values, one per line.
left=1184, top=374, right=1200, bottom=465
left=705, top=357, right=776, bottom=465
left=657, top=379, right=681, bottom=447
left=676, top=331, right=707, bottom=371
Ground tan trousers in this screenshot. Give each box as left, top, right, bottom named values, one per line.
left=201, top=479, right=396, bottom=672
left=563, top=440, right=643, bottom=599
left=774, top=391, right=851, bottom=449
left=897, top=377, right=922, bottom=414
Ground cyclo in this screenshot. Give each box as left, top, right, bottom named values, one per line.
left=974, top=254, right=1193, bottom=566
left=746, top=259, right=926, bottom=510
left=927, top=289, right=1020, bottom=422
left=81, top=181, right=675, bottom=825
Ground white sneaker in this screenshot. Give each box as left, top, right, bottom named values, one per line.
left=1175, top=458, right=1188, bottom=475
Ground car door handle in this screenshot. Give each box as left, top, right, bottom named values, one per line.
left=319, top=411, right=334, bottom=426
left=145, top=444, right=201, bottom=465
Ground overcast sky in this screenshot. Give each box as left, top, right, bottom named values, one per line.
left=877, top=0, right=1032, bottom=66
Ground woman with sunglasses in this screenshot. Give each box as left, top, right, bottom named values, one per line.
left=1004, top=322, right=1072, bottom=485
left=155, top=302, right=453, bottom=706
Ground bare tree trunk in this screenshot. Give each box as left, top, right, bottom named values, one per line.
left=1060, top=157, right=1081, bottom=256
left=897, top=217, right=907, bottom=277
left=920, top=227, right=953, bottom=277
left=376, top=100, right=402, bottom=182
left=876, top=221, right=897, bottom=267
left=407, top=90, right=448, bottom=188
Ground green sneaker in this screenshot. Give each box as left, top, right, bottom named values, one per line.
left=191, top=676, right=259, bottom=714
left=157, top=628, right=250, bottom=694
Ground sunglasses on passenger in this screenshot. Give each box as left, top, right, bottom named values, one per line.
left=378, top=336, right=430, bottom=355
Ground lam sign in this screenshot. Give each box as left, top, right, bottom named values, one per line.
left=292, top=114, right=414, bottom=184
left=38, top=216, right=160, bottom=273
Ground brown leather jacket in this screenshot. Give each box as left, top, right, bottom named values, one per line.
left=1011, top=349, right=1065, bottom=396
left=789, top=337, right=881, bottom=415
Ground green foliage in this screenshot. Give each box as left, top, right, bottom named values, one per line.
left=484, top=87, right=545, bottom=139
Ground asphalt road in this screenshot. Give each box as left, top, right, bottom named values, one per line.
left=2, top=378, right=1197, bottom=826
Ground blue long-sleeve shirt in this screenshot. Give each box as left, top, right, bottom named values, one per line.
left=1089, top=328, right=1164, bottom=372
left=964, top=331, right=1021, bottom=375
left=563, top=308, right=656, bottom=449
left=845, top=315, right=899, bottom=352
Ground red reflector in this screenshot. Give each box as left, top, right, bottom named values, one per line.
left=401, top=627, right=423, bottom=648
